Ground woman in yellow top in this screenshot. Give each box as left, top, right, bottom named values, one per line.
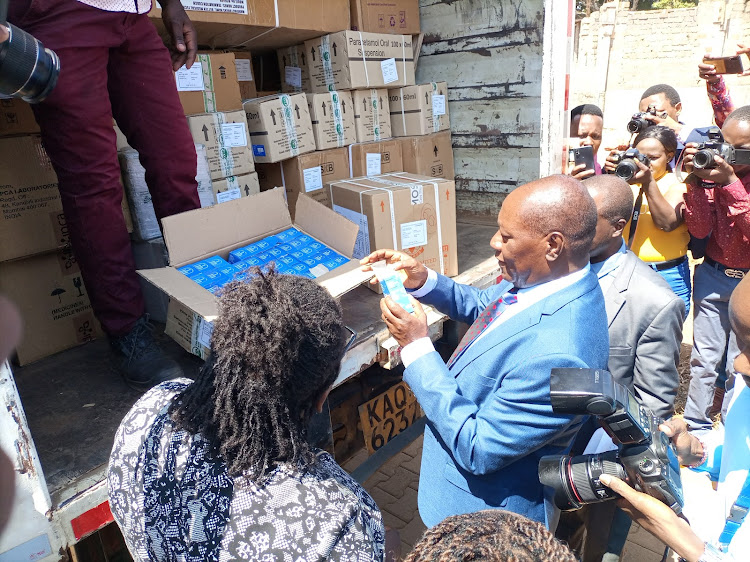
left=605, top=125, right=690, bottom=315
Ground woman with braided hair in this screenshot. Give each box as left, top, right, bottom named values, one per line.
left=107, top=268, right=385, bottom=561
left=404, top=510, right=576, bottom=562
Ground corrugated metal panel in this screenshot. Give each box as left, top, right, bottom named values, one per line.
left=417, top=0, right=545, bottom=218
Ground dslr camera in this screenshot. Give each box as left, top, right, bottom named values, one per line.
left=538, top=368, right=684, bottom=514
left=692, top=127, right=750, bottom=170
left=608, top=148, right=650, bottom=182
left=627, top=104, right=666, bottom=134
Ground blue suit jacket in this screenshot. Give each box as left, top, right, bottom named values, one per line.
left=404, top=271, right=609, bottom=527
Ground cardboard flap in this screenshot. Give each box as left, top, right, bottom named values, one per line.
left=137, top=267, right=218, bottom=320
left=162, top=189, right=291, bottom=267
left=317, top=260, right=375, bottom=298
left=294, top=193, right=358, bottom=257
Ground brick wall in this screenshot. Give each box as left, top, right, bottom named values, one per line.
left=572, top=0, right=750, bottom=149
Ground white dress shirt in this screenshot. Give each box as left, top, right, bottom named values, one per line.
left=77, top=0, right=152, bottom=14
left=401, top=265, right=591, bottom=368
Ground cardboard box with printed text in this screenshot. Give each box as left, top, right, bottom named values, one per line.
left=399, top=131, right=454, bottom=180
left=389, top=82, right=449, bottom=137
left=137, top=190, right=372, bottom=359
left=329, top=173, right=457, bottom=276
left=243, top=93, right=315, bottom=163
left=175, top=52, right=243, bottom=115
left=0, top=248, right=103, bottom=365
left=352, top=89, right=391, bottom=143
left=348, top=139, right=403, bottom=178
left=231, top=51, right=258, bottom=100
left=187, top=110, right=255, bottom=180
left=307, top=91, right=357, bottom=150
left=305, top=30, right=415, bottom=93
left=277, top=44, right=312, bottom=93
left=256, top=148, right=350, bottom=218
left=350, top=0, right=420, bottom=35
left=0, top=98, right=39, bottom=137
left=212, top=172, right=261, bottom=204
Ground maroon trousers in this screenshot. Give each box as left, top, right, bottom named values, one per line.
left=9, top=1, right=200, bottom=336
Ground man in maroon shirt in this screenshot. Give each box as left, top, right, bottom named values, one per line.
left=682, top=105, right=750, bottom=430
left=5, top=1, right=201, bottom=389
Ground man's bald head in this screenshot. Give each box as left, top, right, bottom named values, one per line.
left=585, top=175, right=635, bottom=226
left=510, top=175, right=598, bottom=261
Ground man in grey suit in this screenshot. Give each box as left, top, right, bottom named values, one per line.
left=557, top=175, right=685, bottom=561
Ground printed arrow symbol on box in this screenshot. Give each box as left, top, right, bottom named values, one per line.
left=295, top=104, right=300, bottom=119
left=363, top=98, right=367, bottom=111
left=379, top=96, right=383, bottom=107
left=425, top=92, right=429, bottom=105
left=219, top=65, right=226, bottom=78
left=381, top=201, right=385, bottom=212
left=301, top=52, right=306, bottom=66
left=322, top=102, right=326, bottom=116
left=270, top=109, right=276, bottom=125
left=244, top=184, right=250, bottom=195
left=434, top=145, right=438, bottom=157
left=311, top=47, right=316, bottom=61
left=332, top=43, right=337, bottom=56
left=341, top=99, right=346, bottom=113
left=446, top=189, right=450, bottom=200
left=202, top=124, right=209, bottom=141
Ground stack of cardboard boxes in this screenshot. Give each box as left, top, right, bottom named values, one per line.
left=0, top=106, right=105, bottom=364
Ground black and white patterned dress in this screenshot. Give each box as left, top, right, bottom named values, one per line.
left=108, top=379, right=385, bottom=561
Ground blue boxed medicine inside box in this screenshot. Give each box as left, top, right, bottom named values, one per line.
left=137, top=189, right=372, bottom=359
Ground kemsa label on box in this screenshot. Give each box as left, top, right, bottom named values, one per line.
left=220, top=123, right=247, bottom=147
left=285, top=66, right=303, bottom=88
left=181, top=0, right=248, bottom=15
left=175, top=62, right=204, bottom=91
left=401, top=219, right=427, bottom=248
left=235, top=59, right=253, bottom=82
left=366, top=153, right=382, bottom=176
left=303, top=166, right=324, bottom=192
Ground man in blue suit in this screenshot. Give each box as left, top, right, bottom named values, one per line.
left=364, top=175, right=609, bottom=529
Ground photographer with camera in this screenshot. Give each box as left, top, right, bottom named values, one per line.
left=604, top=126, right=691, bottom=314
left=2, top=1, right=203, bottom=389
left=598, top=273, right=750, bottom=561
left=637, top=84, right=701, bottom=145
left=682, top=106, right=750, bottom=432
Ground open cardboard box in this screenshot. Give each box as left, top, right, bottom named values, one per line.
left=138, top=188, right=373, bottom=358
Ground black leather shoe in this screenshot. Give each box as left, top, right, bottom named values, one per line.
left=110, top=315, right=183, bottom=390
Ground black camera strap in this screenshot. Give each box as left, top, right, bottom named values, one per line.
left=627, top=187, right=645, bottom=249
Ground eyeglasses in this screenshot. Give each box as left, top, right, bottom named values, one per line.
left=343, top=325, right=357, bottom=353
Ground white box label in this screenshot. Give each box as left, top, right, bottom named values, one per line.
left=198, top=318, right=214, bottom=348
left=410, top=184, right=423, bottom=205
left=175, top=62, right=204, bottom=91
left=432, top=94, right=446, bottom=116
left=285, top=66, right=303, bottom=88
left=366, top=153, right=382, bottom=176
left=303, top=166, right=324, bottom=192
left=401, top=220, right=428, bottom=249
left=381, top=58, right=398, bottom=84
left=181, top=0, right=248, bottom=15
left=234, top=59, right=253, bottom=82
left=220, top=123, right=247, bottom=147
left=334, top=205, right=371, bottom=259
left=217, top=188, right=241, bottom=204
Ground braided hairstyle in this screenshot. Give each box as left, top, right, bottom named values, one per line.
left=169, top=268, right=347, bottom=481
left=404, top=510, right=576, bottom=562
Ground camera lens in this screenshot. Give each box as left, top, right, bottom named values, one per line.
left=615, top=160, right=638, bottom=181
left=0, top=23, right=60, bottom=104
left=693, top=149, right=717, bottom=170
left=627, top=118, right=649, bottom=135
left=539, top=452, right=626, bottom=511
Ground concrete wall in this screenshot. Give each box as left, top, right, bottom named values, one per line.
left=572, top=0, right=750, bottom=150
left=417, top=0, right=547, bottom=219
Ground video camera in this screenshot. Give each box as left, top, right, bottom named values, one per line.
left=626, top=104, right=666, bottom=135
left=0, top=0, right=60, bottom=103
left=538, top=368, right=684, bottom=514
left=607, top=148, right=650, bottom=182
left=692, top=127, right=750, bottom=170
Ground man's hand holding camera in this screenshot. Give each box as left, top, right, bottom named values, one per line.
left=360, top=250, right=430, bottom=348
left=683, top=142, right=740, bottom=186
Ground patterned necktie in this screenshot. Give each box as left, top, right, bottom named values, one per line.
left=447, top=290, right=519, bottom=368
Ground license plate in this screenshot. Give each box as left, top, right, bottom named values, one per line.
left=358, top=381, right=422, bottom=454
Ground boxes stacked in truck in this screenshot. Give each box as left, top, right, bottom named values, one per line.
left=0, top=135, right=105, bottom=364
left=389, top=82, right=450, bottom=137
left=232, top=51, right=257, bottom=101
left=277, top=45, right=312, bottom=93
left=243, top=93, right=315, bottom=163
left=350, top=0, right=421, bottom=35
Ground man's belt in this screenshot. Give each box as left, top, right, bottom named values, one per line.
left=648, top=256, right=688, bottom=272
left=704, top=257, right=748, bottom=279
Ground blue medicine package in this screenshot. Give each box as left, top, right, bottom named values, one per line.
left=177, top=229, right=350, bottom=291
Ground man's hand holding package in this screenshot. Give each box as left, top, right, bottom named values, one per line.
left=360, top=249, right=429, bottom=290
left=380, top=296, right=428, bottom=348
